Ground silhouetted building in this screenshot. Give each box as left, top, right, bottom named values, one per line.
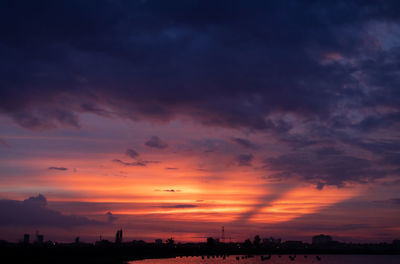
left=36, top=234, right=44, bottom=244
left=155, top=239, right=163, bottom=245
left=283, top=241, right=304, bottom=248
left=263, top=237, right=281, bottom=245
left=393, top=240, right=400, bottom=249
left=95, top=239, right=112, bottom=247
left=115, top=229, right=123, bottom=244
left=23, top=234, right=30, bottom=244
left=75, top=237, right=80, bottom=244
left=312, top=234, right=332, bottom=245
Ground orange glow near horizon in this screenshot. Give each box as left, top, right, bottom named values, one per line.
left=0, top=152, right=365, bottom=226
left=2, top=119, right=391, bottom=243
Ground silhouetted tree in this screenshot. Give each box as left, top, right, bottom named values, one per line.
left=254, top=235, right=261, bottom=247
left=207, top=237, right=216, bottom=248
left=166, top=237, right=174, bottom=245
left=243, top=239, right=252, bottom=248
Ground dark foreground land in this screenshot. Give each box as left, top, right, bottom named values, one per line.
left=1, top=240, right=400, bottom=264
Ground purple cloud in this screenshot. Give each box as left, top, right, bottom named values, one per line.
left=105, top=211, right=118, bottom=223
left=125, top=148, right=140, bottom=159
left=231, top=137, right=259, bottom=149
left=0, top=195, right=102, bottom=228
left=235, top=154, right=254, bottom=167
left=145, top=136, right=168, bottom=149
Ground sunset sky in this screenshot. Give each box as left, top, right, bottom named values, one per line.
left=1, top=0, right=400, bottom=243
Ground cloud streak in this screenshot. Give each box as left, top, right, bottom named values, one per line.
left=145, top=136, right=168, bottom=149
left=112, top=159, right=146, bottom=167
left=48, top=167, right=68, bottom=171
left=231, top=138, right=259, bottom=150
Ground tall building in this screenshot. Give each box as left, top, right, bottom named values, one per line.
left=23, top=234, right=30, bottom=244
left=36, top=234, right=44, bottom=244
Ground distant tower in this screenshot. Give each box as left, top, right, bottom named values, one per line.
left=115, top=229, right=123, bottom=244
left=221, top=226, right=225, bottom=242
left=23, top=234, right=30, bottom=244
left=36, top=231, right=44, bottom=244
left=75, top=237, right=80, bottom=244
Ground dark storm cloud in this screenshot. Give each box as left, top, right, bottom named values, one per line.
left=373, top=198, right=400, bottom=205
left=343, top=137, right=400, bottom=157
left=262, top=121, right=400, bottom=187
left=1, top=0, right=400, bottom=186
left=234, top=154, right=254, bottom=167
left=0, top=194, right=101, bottom=227
left=359, top=47, right=400, bottom=110
left=338, top=137, right=400, bottom=170
left=231, top=137, right=258, bottom=149
left=48, top=167, right=68, bottom=171
left=145, top=136, right=168, bottom=149
left=1, top=0, right=399, bottom=131
left=352, top=112, right=400, bottom=132
left=125, top=148, right=140, bottom=159
left=264, top=147, right=387, bottom=188
left=314, top=147, right=343, bottom=156
left=380, top=152, right=400, bottom=167
left=278, top=134, right=320, bottom=150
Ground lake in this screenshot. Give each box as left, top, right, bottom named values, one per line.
left=129, top=255, right=400, bottom=264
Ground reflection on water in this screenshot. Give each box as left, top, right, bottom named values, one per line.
left=129, top=255, right=400, bottom=264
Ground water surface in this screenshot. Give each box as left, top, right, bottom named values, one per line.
left=129, top=255, right=400, bottom=264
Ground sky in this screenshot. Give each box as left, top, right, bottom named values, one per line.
left=0, top=0, right=400, bottom=243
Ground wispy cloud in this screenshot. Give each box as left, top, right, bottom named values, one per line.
left=154, top=189, right=182, bottom=193
left=234, top=154, right=254, bottom=166
left=48, top=167, right=68, bottom=171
